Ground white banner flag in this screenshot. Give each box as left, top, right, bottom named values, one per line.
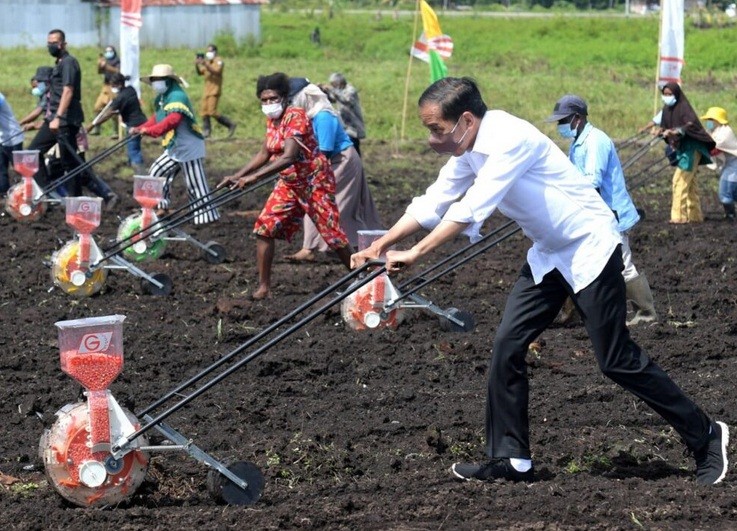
left=120, top=0, right=143, bottom=97
left=658, top=0, right=685, bottom=85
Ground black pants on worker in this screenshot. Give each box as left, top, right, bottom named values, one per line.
left=485, top=246, right=712, bottom=460
left=27, top=121, right=112, bottom=199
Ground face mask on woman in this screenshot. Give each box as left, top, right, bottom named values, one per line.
left=427, top=116, right=470, bottom=155
left=111, top=87, right=120, bottom=94
left=662, top=94, right=677, bottom=107
left=262, top=102, right=284, bottom=120
left=31, top=83, right=46, bottom=97
left=705, top=120, right=716, bottom=132
left=205, top=51, right=215, bottom=61
left=104, top=50, right=115, bottom=60
left=151, top=80, right=169, bottom=94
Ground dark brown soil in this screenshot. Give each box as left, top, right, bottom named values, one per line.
left=1, top=140, right=736, bottom=530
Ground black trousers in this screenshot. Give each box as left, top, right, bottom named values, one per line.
left=485, top=247, right=712, bottom=459
left=26, top=121, right=111, bottom=199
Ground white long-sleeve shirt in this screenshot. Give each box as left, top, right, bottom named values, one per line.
left=406, top=110, right=621, bottom=293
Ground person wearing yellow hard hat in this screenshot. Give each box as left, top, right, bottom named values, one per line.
left=701, top=107, right=737, bottom=222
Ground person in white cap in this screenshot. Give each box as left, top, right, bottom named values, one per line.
left=131, top=64, right=219, bottom=225
left=701, top=106, right=737, bottom=222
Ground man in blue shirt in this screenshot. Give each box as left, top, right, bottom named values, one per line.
left=549, top=95, right=657, bottom=326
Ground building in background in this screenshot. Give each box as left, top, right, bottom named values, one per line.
left=0, top=0, right=267, bottom=49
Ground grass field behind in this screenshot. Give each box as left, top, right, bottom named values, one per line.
left=2, top=10, right=735, bottom=147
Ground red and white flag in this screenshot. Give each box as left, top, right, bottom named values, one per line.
left=410, top=33, right=454, bottom=64
left=658, top=0, right=684, bottom=85
left=120, top=0, right=143, bottom=96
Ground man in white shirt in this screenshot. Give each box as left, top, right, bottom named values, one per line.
left=351, top=77, right=728, bottom=485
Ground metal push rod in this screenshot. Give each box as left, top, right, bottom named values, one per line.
left=627, top=157, right=671, bottom=192
left=620, top=136, right=662, bottom=172
left=614, top=130, right=647, bottom=151
left=38, top=134, right=138, bottom=200
left=388, top=224, right=522, bottom=309
left=114, top=262, right=387, bottom=451
left=99, top=175, right=278, bottom=262
left=396, top=220, right=517, bottom=293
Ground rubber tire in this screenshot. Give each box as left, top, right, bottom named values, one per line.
left=141, top=273, right=173, bottom=296
left=202, top=241, right=227, bottom=264
left=439, top=308, right=476, bottom=333
left=206, top=461, right=265, bottom=506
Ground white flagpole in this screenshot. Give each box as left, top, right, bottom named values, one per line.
left=120, top=0, right=143, bottom=98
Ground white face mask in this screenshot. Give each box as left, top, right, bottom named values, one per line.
left=151, top=80, right=168, bottom=94
left=662, top=94, right=677, bottom=107
left=205, top=51, right=215, bottom=61
left=111, top=87, right=120, bottom=94
left=262, top=102, right=284, bottom=120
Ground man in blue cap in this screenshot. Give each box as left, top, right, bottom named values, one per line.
left=548, top=94, right=657, bottom=326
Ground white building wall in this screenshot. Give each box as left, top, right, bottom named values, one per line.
left=1, top=1, right=261, bottom=49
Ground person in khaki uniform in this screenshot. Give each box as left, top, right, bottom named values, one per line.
left=195, top=44, right=236, bottom=138
left=91, top=45, right=120, bottom=137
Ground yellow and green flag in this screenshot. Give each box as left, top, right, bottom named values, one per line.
left=410, top=0, right=454, bottom=83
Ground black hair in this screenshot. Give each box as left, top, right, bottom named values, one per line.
left=48, top=29, right=66, bottom=42
left=208, top=44, right=217, bottom=52
left=110, top=73, right=130, bottom=86
left=418, top=77, right=487, bottom=121
left=256, top=72, right=290, bottom=100
left=32, top=66, right=53, bottom=83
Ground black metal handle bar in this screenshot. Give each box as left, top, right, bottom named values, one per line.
left=114, top=261, right=387, bottom=450
left=620, top=136, right=662, bottom=172
left=388, top=224, right=522, bottom=309
left=37, top=134, right=138, bottom=201
left=627, top=156, right=671, bottom=192
left=99, top=175, right=278, bottom=262
left=625, top=153, right=668, bottom=184
left=4, top=128, right=27, bottom=146
left=614, top=130, right=648, bottom=151
left=397, top=219, right=517, bottom=293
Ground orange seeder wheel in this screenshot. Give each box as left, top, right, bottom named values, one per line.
left=39, top=402, right=149, bottom=508
left=340, top=274, right=404, bottom=331
left=4, top=182, right=47, bottom=222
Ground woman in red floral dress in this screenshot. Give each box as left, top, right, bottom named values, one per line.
left=219, top=72, right=352, bottom=300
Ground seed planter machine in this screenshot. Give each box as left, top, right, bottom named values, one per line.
left=5, top=138, right=136, bottom=222
left=50, top=174, right=278, bottom=297
left=40, top=220, right=520, bottom=508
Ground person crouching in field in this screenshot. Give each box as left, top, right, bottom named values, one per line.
left=701, top=107, right=737, bottom=222
left=131, top=64, right=219, bottom=225
left=218, top=72, right=353, bottom=300
left=351, top=77, right=729, bottom=486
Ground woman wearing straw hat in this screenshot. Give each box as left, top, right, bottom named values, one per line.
left=701, top=106, right=737, bottom=222
left=131, top=64, right=219, bottom=225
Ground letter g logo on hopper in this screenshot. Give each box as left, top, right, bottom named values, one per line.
left=78, top=332, right=113, bottom=353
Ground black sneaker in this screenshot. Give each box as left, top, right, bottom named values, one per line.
left=694, top=421, right=729, bottom=485
left=452, top=458, right=534, bottom=482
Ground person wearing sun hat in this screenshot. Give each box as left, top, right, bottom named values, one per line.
left=131, top=64, right=219, bottom=225
left=701, top=106, right=737, bottom=222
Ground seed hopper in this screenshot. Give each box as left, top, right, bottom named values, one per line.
left=49, top=176, right=277, bottom=297
left=49, top=194, right=172, bottom=297
left=341, top=221, right=521, bottom=332
left=111, top=174, right=279, bottom=265
left=5, top=137, right=136, bottom=222
left=40, top=221, right=521, bottom=508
